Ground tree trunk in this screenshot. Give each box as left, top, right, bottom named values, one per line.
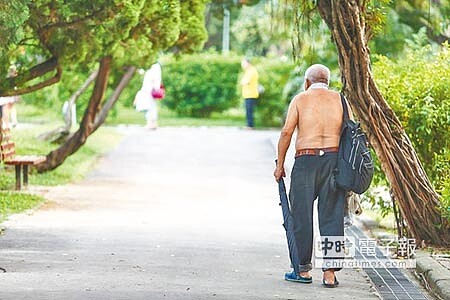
left=316, top=0, right=450, bottom=246
left=93, top=66, right=136, bottom=131
left=65, top=69, right=99, bottom=129
left=38, top=69, right=99, bottom=143
left=36, top=61, right=136, bottom=172
left=37, top=56, right=112, bottom=172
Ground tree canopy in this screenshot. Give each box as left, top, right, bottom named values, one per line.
left=0, top=0, right=208, bottom=96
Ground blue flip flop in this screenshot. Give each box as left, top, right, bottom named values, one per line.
left=284, top=271, right=312, bottom=283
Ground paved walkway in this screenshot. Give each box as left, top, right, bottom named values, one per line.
left=0, top=127, right=378, bottom=299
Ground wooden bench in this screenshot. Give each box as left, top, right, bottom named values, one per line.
left=0, top=128, right=46, bottom=190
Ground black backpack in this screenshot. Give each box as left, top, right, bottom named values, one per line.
left=335, top=93, right=374, bottom=194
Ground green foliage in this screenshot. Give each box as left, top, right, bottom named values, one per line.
left=162, top=54, right=241, bottom=117
left=0, top=191, right=44, bottom=222
left=171, top=0, right=208, bottom=54
left=391, top=0, right=450, bottom=44
left=370, top=8, right=414, bottom=58
left=231, top=2, right=291, bottom=57
left=231, top=4, right=269, bottom=57
left=0, top=0, right=30, bottom=76
left=369, top=0, right=450, bottom=58
left=364, top=0, right=390, bottom=34
left=205, top=0, right=261, bottom=52
left=1, top=0, right=209, bottom=93
left=0, top=0, right=29, bottom=45
left=20, top=65, right=94, bottom=111
left=373, top=43, right=450, bottom=217
left=117, top=0, right=183, bottom=67
left=254, top=60, right=294, bottom=127
left=434, top=148, right=450, bottom=220
left=157, top=54, right=294, bottom=123
left=440, top=176, right=450, bottom=220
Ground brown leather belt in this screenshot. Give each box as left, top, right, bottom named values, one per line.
left=295, top=147, right=339, bottom=158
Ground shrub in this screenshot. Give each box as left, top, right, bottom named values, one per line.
left=254, top=60, right=295, bottom=127
left=160, top=55, right=295, bottom=124
left=373, top=43, right=450, bottom=218
left=161, top=54, right=241, bottom=118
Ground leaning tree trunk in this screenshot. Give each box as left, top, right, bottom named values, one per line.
left=38, top=69, right=99, bottom=143
left=93, top=66, right=136, bottom=131
left=36, top=56, right=112, bottom=172
left=36, top=59, right=136, bottom=172
left=316, top=0, right=450, bottom=246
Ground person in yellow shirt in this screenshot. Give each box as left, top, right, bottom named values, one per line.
left=240, top=58, right=259, bottom=129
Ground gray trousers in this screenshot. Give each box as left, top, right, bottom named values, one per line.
left=289, top=153, right=345, bottom=272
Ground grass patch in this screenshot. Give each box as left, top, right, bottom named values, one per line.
left=0, top=115, right=122, bottom=223
left=19, top=101, right=270, bottom=128
left=16, top=102, right=61, bottom=124
left=1, top=124, right=123, bottom=189
left=0, top=191, right=45, bottom=222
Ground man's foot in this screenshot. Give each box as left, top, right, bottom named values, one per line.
left=284, top=271, right=312, bottom=283
left=322, top=270, right=339, bottom=288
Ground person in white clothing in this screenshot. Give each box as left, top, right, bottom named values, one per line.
left=0, top=96, right=18, bottom=128
left=134, top=62, right=162, bottom=129
left=0, top=66, right=20, bottom=128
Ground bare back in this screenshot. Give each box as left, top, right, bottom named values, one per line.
left=293, top=89, right=343, bottom=150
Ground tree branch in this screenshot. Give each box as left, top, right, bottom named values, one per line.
left=41, top=8, right=106, bottom=31
left=36, top=56, right=112, bottom=173
left=0, top=57, right=59, bottom=96
left=93, top=66, right=136, bottom=131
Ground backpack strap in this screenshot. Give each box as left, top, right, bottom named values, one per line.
left=340, top=93, right=350, bottom=121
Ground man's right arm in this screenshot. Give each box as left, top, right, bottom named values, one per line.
left=274, top=97, right=299, bottom=181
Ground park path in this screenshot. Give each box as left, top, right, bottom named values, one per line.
left=0, top=127, right=378, bottom=300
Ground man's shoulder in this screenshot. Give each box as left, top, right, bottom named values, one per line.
left=292, top=89, right=340, bottom=104
left=292, top=91, right=309, bottom=101
left=305, top=89, right=340, bottom=95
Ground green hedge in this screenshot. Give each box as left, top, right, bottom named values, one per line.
left=254, top=60, right=295, bottom=127
left=162, top=54, right=241, bottom=118
left=161, top=54, right=295, bottom=124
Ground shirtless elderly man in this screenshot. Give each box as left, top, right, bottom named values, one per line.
left=274, top=64, right=352, bottom=288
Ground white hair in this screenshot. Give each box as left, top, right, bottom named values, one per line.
left=304, top=64, right=330, bottom=85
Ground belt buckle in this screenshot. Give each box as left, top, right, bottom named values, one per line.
left=319, top=150, right=325, bottom=156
